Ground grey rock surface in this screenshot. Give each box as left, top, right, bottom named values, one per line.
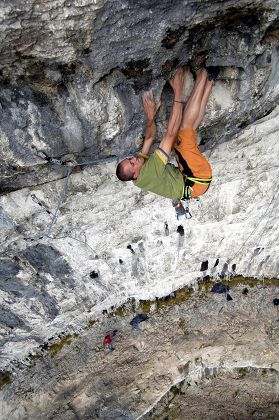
left=0, top=208, right=13, bottom=230
left=0, top=0, right=279, bottom=190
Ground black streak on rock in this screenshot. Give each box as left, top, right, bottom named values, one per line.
left=0, top=259, right=21, bottom=281
left=0, top=305, right=27, bottom=330
left=220, top=262, right=229, bottom=279
left=22, top=244, right=74, bottom=287
left=0, top=258, right=59, bottom=319
left=40, top=342, right=49, bottom=351
left=177, top=225, right=184, bottom=236
left=90, top=271, right=99, bottom=279
left=127, top=245, right=135, bottom=254
left=214, top=258, right=219, bottom=268
left=164, top=222, right=169, bottom=236
left=200, top=260, right=208, bottom=271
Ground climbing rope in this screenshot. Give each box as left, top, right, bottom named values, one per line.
left=44, top=165, right=73, bottom=238
left=26, top=148, right=133, bottom=249
left=46, top=233, right=96, bottom=253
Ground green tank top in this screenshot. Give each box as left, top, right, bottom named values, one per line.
left=133, top=149, right=185, bottom=200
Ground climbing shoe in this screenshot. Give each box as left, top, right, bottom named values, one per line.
left=206, top=66, right=220, bottom=81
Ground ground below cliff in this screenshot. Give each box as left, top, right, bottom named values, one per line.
left=1, top=278, right=278, bottom=419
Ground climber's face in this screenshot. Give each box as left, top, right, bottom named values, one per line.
left=122, top=156, right=144, bottom=179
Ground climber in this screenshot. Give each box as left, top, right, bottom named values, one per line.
left=103, top=334, right=113, bottom=351
left=103, top=330, right=117, bottom=351
left=116, top=66, right=219, bottom=216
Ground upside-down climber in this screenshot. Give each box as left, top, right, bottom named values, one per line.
left=116, top=66, right=219, bottom=218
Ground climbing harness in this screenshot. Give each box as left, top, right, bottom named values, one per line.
left=174, top=175, right=211, bottom=220
left=183, top=198, right=193, bottom=219
left=173, top=178, right=205, bottom=220
left=185, top=176, right=212, bottom=187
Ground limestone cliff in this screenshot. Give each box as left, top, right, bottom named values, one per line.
left=0, top=0, right=279, bottom=418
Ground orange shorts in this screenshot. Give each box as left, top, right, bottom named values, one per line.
left=174, top=128, right=212, bottom=198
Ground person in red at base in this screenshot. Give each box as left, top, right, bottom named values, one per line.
left=103, top=330, right=117, bottom=351
left=103, top=335, right=113, bottom=350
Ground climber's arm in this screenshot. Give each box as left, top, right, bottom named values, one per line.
left=141, top=120, right=156, bottom=156
left=159, top=101, right=183, bottom=156
left=141, top=90, right=161, bottom=156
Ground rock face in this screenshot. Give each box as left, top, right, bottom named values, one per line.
left=1, top=0, right=279, bottom=418
left=1, top=0, right=279, bottom=191
left=1, top=87, right=279, bottom=372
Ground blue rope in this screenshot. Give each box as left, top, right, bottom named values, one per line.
left=26, top=153, right=134, bottom=247
left=45, top=166, right=73, bottom=237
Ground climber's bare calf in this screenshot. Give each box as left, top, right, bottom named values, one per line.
left=181, top=68, right=213, bottom=130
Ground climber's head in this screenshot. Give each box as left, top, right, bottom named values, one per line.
left=116, top=157, right=144, bottom=181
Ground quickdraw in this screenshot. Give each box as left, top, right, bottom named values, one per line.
left=31, top=194, right=54, bottom=216
left=182, top=186, right=200, bottom=220
left=183, top=198, right=192, bottom=219
left=32, top=145, right=77, bottom=167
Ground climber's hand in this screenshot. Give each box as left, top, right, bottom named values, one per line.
left=168, top=68, right=184, bottom=96
left=142, top=90, right=160, bottom=122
